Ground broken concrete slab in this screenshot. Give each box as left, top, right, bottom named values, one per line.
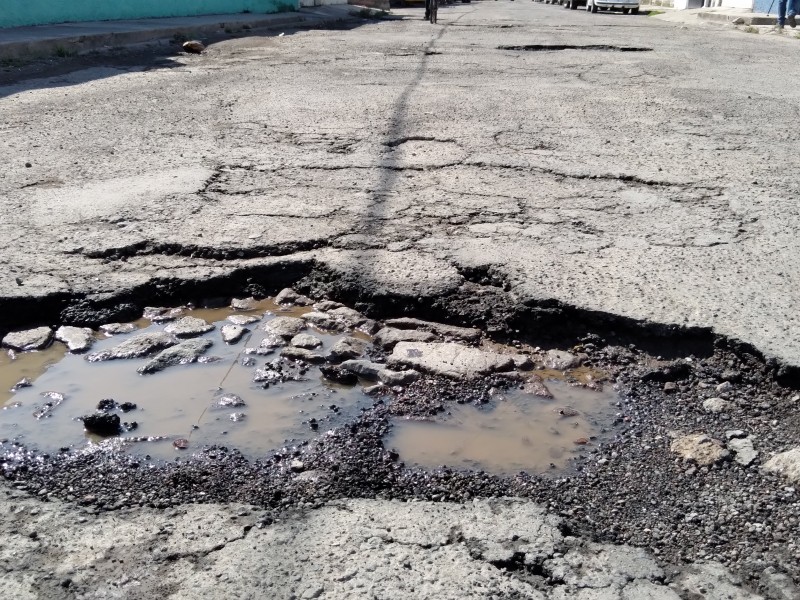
left=373, top=327, right=436, bottom=349
left=99, top=322, right=138, bottom=336
left=275, top=288, right=314, bottom=306
left=670, top=434, right=730, bottom=466
left=220, top=324, right=248, bottom=344
left=339, top=359, right=383, bottom=380
left=703, top=397, right=732, bottom=414
left=264, top=316, right=307, bottom=339
left=672, top=561, right=764, bottom=600
left=164, top=316, right=215, bottom=338
left=281, top=346, right=325, bottom=364
left=142, top=306, right=185, bottom=323
left=54, top=325, right=94, bottom=353
left=1, top=326, right=53, bottom=351
left=230, top=297, right=258, bottom=311
left=388, top=341, right=515, bottom=379
left=0, top=494, right=762, bottom=600
left=728, top=436, right=758, bottom=467
left=378, top=368, right=421, bottom=386
left=544, top=542, right=665, bottom=590
left=245, top=333, right=285, bottom=356
left=86, top=331, right=177, bottom=362
left=290, top=333, right=323, bottom=349
left=303, top=308, right=371, bottom=333
left=137, top=338, right=213, bottom=374
left=544, top=349, right=582, bottom=371
left=384, top=317, right=481, bottom=343
left=326, top=336, right=367, bottom=362
left=227, top=314, right=260, bottom=326
left=522, top=374, right=553, bottom=398
left=761, top=447, right=800, bottom=483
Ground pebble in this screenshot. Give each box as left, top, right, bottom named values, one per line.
left=702, top=397, right=732, bottom=414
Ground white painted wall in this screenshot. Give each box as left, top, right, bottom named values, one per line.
left=720, top=0, right=754, bottom=8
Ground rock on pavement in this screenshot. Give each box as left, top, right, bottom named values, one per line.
left=164, top=316, right=215, bottom=338
left=761, top=447, right=800, bottom=483
left=138, top=338, right=213, bottom=374
left=384, top=317, right=481, bottom=343
left=670, top=433, right=730, bottom=466
left=1, top=326, right=53, bottom=351
left=264, top=316, right=307, bottom=339
left=388, top=341, right=515, bottom=379
left=86, top=331, right=177, bottom=362
left=55, top=325, right=95, bottom=353
left=326, top=336, right=366, bottom=362
left=373, top=327, right=436, bottom=349
left=221, top=324, right=248, bottom=344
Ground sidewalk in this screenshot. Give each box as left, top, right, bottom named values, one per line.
left=0, top=5, right=367, bottom=62
left=651, top=6, right=777, bottom=26
left=695, top=7, right=775, bottom=25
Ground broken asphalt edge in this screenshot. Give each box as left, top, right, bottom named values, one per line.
left=0, top=6, right=367, bottom=63
left=1, top=253, right=798, bottom=387
left=697, top=11, right=775, bottom=26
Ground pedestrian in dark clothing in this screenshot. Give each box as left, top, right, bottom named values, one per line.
left=777, top=0, right=798, bottom=29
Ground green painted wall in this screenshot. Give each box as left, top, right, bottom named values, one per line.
left=1, top=0, right=297, bottom=28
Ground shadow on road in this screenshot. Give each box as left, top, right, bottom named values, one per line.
left=0, top=46, right=185, bottom=100
left=356, top=8, right=474, bottom=299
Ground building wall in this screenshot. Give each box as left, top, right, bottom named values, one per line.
left=721, top=0, right=756, bottom=8
left=1, top=0, right=298, bottom=29
left=753, top=0, right=778, bottom=12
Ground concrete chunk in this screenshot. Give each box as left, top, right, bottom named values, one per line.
left=388, top=341, right=515, bottom=379
left=374, top=327, right=436, bottom=349
left=670, top=433, right=730, bottom=466
left=762, top=447, right=800, bottom=483
left=55, top=326, right=95, bottom=353
left=86, top=332, right=177, bottom=362
left=1, top=327, right=53, bottom=352
left=138, top=338, right=213, bottom=374
left=164, top=316, right=215, bottom=338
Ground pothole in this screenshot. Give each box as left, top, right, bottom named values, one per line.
left=0, top=294, right=616, bottom=473
left=386, top=379, right=619, bottom=474
left=1, top=299, right=375, bottom=461
left=498, top=44, right=653, bottom=52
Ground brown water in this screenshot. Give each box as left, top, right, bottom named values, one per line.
left=385, top=380, right=619, bottom=474
left=0, top=300, right=370, bottom=461
left=1, top=299, right=620, bottom=472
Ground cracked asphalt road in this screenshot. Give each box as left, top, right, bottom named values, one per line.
left=1, top=2, right=799, bottom=366
left=0, top=5, right=799, bottom=597
left=0, top=491, right=764, bottom=599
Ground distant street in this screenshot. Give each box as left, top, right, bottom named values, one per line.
left=1, top=2, right=799, bottom=363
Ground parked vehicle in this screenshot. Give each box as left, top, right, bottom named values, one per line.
left=561, top=0, right=586, bottom=8
left=585, top=0, right=640, bottom=13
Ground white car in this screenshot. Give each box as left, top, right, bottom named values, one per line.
left=586, top=0, right=640, bottom=13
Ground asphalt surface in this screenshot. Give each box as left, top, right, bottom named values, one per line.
left=1, top=4, right=800, bottom=598
left=1, top=2, right=799, bottom=366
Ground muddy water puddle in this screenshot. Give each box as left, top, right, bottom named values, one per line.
left=2, top=298, right=621, bottom=474
left=386, top=380, right=619, bottom=475
left=0, top=301, right=370, bottom=461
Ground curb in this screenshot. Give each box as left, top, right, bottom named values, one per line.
left=696, top=11, right=775, bottom=25
left=0, top=10, right=349, bottom=63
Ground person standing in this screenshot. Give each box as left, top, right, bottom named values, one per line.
left=777, top=0, right=798, bottom=29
